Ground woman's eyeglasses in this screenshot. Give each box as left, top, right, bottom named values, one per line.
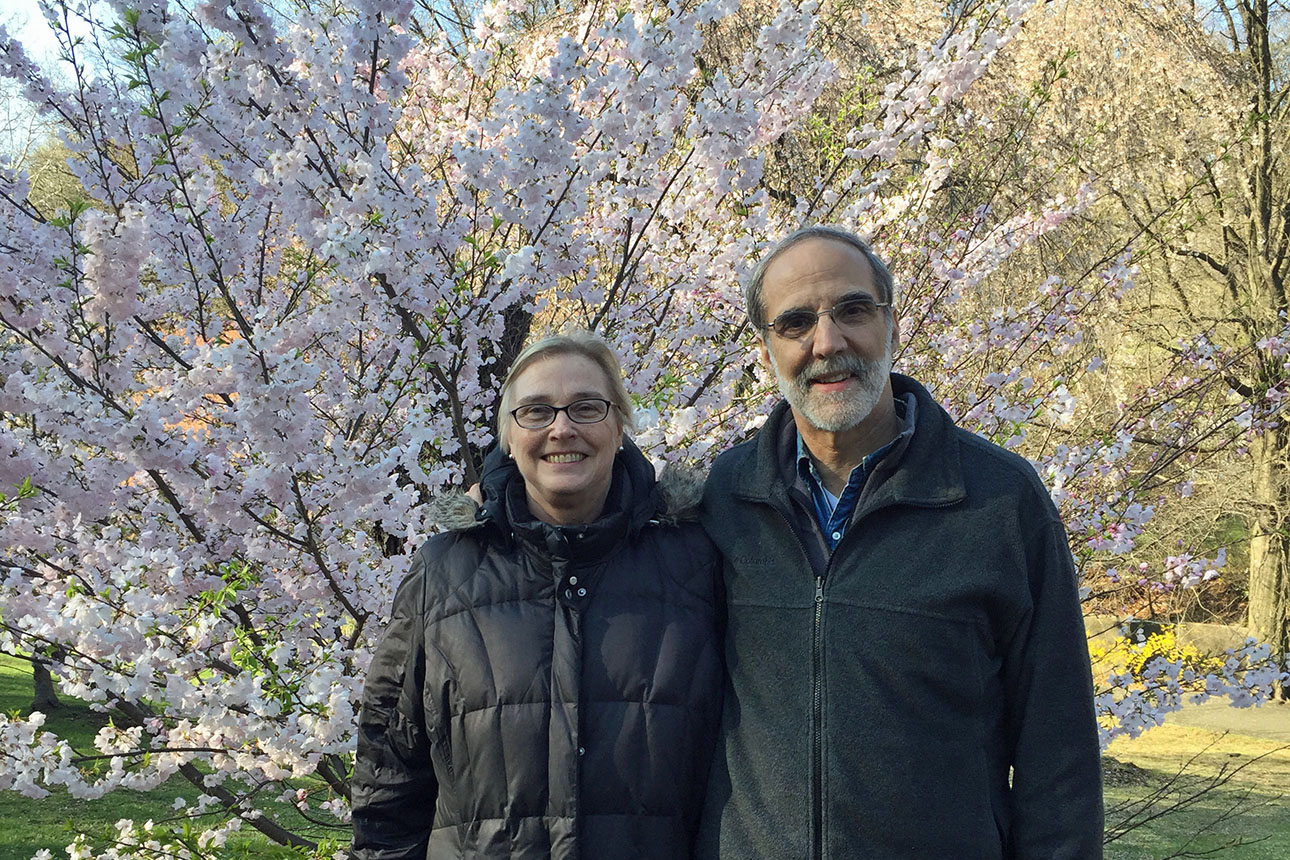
left=763, top=295, right=890, bottom=340
left=510, top=398, right=614, bottom=430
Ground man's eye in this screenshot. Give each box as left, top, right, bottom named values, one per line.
left=777, top=313, right=816, bottom=335
left=518, top=405, right=553, bottom=420
left=834, top=299, right=874, bottom=324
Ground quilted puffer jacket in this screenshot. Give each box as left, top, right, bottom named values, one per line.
left=351, top=440, right=724, bottom=860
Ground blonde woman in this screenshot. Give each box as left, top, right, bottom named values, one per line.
left=353, top=332, right=723, bottom=859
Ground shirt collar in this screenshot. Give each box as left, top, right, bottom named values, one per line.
left=794, top=394, right=914, bottom=487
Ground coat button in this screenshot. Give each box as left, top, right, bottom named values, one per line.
left=564, top=589, right=573, bottom=598
left=569, top=576, right=578, bottom=585
left=577, top=588, right=587, bottom=597
left=578, top=747, right=585, bottom=756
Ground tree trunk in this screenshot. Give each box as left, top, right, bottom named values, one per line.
left=31, top=657, right=62, bottom=711
left=1247, top=425, right=1289, bottom=700
left=1240, top=0, right=1288, bottom=701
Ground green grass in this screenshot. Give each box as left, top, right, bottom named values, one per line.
left=9, top=652, right=1289, bottom=859
left=1104, top=725, right=1290, bottom=859
left=0, top=655, right=203, bottom=860
left=0, top=655, right=320, bottom=860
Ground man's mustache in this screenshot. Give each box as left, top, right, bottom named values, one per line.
left=794, top=355, right=873, bottom=382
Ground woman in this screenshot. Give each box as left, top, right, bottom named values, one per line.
left=351, top=332, right=723, bottom=859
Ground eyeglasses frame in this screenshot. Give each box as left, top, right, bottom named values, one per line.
left=761, top=294, right=892, bottom=341
left=508, top=397, right=617, bottom=431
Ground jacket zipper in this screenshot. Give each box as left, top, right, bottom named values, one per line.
left=812, top=574, right=825, bottom=860
left=737, top=413, right=933, bottom=860
left=765, top=501, right=827, bottom=860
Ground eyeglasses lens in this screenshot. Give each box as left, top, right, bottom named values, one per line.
left=776, top=313, right=817, bottom=339
left=513, top=399, right=610, bottom=429
left=567, top=400, right=609, bottom=422
left=771, top=298, right=881, bottom=339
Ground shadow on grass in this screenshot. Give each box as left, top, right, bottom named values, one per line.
left=1104, top=732, right=1290, bottom=860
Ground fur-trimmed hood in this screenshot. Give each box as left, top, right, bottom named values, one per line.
left=428, top=441, right=705, bottom=533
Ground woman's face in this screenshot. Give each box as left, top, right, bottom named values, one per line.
left=504, top=353, right=623, bottom=526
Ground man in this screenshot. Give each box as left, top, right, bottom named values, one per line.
left=697, top=226, right=1103, bottom=859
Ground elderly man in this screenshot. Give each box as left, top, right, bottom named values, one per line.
left=697, top=226, right=1103, bottom=859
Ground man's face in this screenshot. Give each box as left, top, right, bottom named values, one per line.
left=758, top=238, right=898, bottom=434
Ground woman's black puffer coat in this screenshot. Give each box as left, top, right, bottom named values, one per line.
left=351, top=440, right=724, bottom=859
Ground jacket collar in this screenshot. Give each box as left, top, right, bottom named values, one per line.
left=438, top=436, right=675, bottom=558
left=734, top=373, right=966, bottom=511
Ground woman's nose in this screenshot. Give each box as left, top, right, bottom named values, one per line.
left=547, top=411, right=578, bottom=436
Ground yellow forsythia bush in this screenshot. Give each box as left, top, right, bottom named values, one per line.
left=1089, top=625, right=1226, bottom=682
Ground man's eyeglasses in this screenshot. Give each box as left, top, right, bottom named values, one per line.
left=510, top=398, right=615, bottom=430
left=762, top=295, right=891, bottom=341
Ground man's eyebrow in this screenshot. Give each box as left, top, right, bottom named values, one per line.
left=775, top=289, right=878, bottom=314
left=515, top=390, right=607, bottom=405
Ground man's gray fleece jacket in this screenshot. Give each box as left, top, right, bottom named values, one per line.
left=696, top=373, right=1103, bottom=859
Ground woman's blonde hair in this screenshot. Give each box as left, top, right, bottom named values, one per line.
left=497, top=331, right=636, bottom=452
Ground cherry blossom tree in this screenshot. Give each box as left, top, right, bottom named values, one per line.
left=0, top=0, right=827, bottom=852
left=0, top=0, right=1286, bottom=856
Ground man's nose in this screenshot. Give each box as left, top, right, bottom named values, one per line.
left=811, top=311, right=848, bottom=357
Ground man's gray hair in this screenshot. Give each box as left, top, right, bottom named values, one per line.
left=744, top=225, right=895, bottom=330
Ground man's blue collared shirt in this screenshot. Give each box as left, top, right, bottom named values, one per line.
left=795, top=423, right=904, bottom=551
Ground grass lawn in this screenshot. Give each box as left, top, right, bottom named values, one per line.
left=1104, top=725, right=1290, bottom=859
left=7, top=653, right=1290, bottom=859
left=0, top=655, right=323, bottom=860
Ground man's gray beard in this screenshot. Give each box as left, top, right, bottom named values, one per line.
left=768, top=347, right=892, bottom=433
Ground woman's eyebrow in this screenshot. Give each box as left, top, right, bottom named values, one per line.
left=515, top=390, right=606, bottom=405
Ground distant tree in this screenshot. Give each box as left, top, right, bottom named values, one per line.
left=954, top=0, right=1290, bottom=678
left=1043, top=0, right=1289, bottom=691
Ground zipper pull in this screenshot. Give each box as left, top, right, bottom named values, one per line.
left=815, top=577, right=824, bottom=602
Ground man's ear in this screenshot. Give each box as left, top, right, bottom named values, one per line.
left=757, top=335, right=772, bottom=374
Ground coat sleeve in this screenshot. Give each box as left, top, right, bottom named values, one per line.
left=1005, top=514, right=1104, bottom=859
left=351, top=555, right=438, bottom=860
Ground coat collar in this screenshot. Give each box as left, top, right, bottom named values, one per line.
left=432, top=437, right=701, bottom=554
left=734, top=373, right=966, bottom=511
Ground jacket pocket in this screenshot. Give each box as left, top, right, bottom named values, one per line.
left=823, top=603, right=1002, bottom=854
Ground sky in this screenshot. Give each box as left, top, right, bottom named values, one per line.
left=0, top=0, right=84, bottom=159
left=3, top=0, right=93, bottom=67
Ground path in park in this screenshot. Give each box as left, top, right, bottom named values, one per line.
left=1085, top=618, right=1290, bottom=745
left=1167, top=698, right=1290, bottom=744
